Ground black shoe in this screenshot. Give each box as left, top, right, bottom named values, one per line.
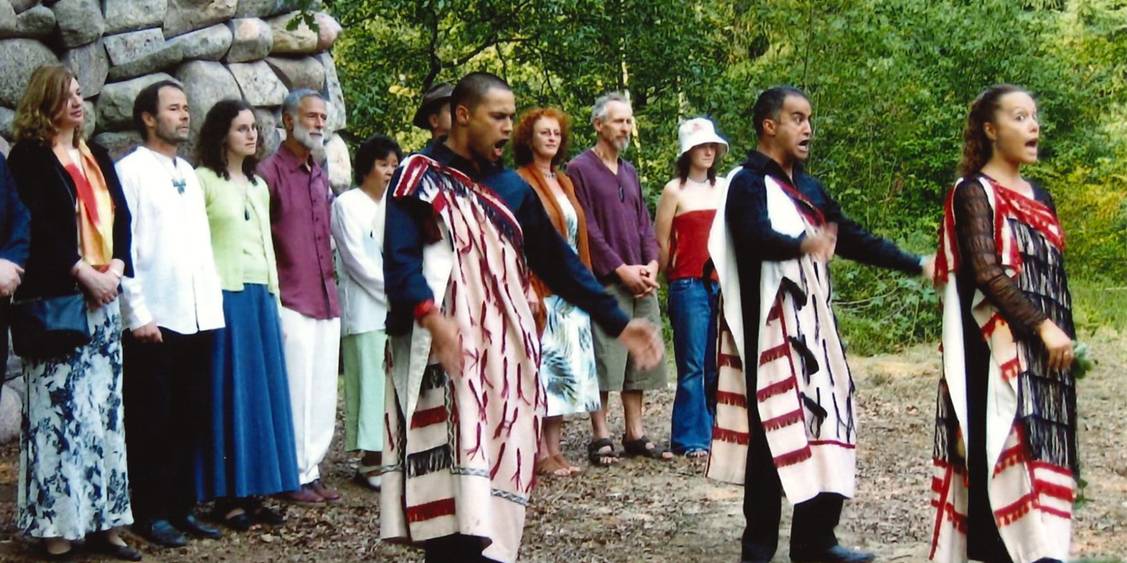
left=134, top=518, right=187, bottom=548
left=791, top=544, right=875, bottom=563
left=39, top=542, right=74, bottom=561
left=248, top=504, right=286, bottom=526
left=87, top=535, right=143, bottom=561
left=173, top=513, right=222, bottom=539
left=211, top=506, right=253, bottom=531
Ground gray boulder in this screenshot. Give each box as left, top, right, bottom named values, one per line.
left=0, top=135, right=9, bottom=157
left=104, top=29, right=184, bottom=81
left=0, top=38, right=58, bottom=107
left=0, top=106, right=14, bottom=138
left=253, top=106, right=280, bottom=155
left=264, top=56, right=323, bottom=91
left=324, top=132, right=350, bottom=194
left=175, top=60, right=240, bottom=154
left=225, top=17, right=271, bottom=63
left=81, top=99, right=95, bottom=140
left=10, top=0, right=37, bottom=14
left=313, top=12, right=340, bottom=51
left=163, top=0, right=237, bottom=39
left=52, top=0, right=105, bottom=48
left=169, top=23, right=232, bottom=61
left=228, top=60, right=286, bottom=107
left=267, top=11, right=316, bottom=55
left=63, top=39, right=110, bottom=98
left=93, top=131, right=142, bottom=161
left=234, top=0, right=311, bottom=18
left=1, top=4, right=55, bottom=38
left=102, top=0, right=167, bottom=35
left=96, top=72, right=178, bottom=130
left=317, top=52, right=346, bottom=133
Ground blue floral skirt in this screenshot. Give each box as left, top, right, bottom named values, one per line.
left=19, top=300, right=133, bottom=540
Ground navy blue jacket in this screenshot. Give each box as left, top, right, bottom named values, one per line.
left=384, top=142, right=630, bottom=337
left=0, top=153, right=29, bottom=267
left=726, top=150, right=922, bottom=359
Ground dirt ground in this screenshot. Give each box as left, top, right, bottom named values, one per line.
left=0, top=330, right=1123, bottom=562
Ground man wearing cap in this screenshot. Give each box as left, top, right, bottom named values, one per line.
left=567, top=92, right=672, bottom=465
left=412, top=83, right=453, bottom=142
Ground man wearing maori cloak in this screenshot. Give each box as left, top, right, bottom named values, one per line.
left=707, top=86, right=931, bottom=563
left=379, top=72, right=662, bottom=563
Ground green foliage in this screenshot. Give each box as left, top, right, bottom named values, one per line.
left=330, top=0, right=1127, bottom=351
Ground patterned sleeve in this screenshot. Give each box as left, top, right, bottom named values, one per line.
left=953, top=179, right=1048, bottom=337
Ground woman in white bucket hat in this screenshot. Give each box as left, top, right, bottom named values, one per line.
left=654, top=117, right=728, bottom=457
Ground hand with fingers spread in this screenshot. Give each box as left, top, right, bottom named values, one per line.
left=616, top=319, right=663, bottom=371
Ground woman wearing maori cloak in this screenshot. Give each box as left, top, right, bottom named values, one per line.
left=930, top=85, right=1078, bottom=563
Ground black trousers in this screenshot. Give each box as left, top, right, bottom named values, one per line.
left=123, top=328, right=212, bottom=523
left=740, top=378, right=843, bottom=560
left=423, top=534, right=497, bottom=563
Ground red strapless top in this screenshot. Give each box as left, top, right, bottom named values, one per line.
left=668, top=209, right=717, bottom=281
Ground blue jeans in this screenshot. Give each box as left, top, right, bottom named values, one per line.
left=667, top=278, right=719, bottom=453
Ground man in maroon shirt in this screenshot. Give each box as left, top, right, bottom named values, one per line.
left=568, top=92, right=672, bottom=465
left=258, top=89, right=342, bottom=504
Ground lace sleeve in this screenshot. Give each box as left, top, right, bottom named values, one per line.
left=953, top=180, right=1047, bottom=337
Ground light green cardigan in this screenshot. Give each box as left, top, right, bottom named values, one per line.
left=196, top=166, right=280, bottom=295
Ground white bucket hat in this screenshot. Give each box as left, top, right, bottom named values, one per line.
left=677, top=117, right=728, bottom=160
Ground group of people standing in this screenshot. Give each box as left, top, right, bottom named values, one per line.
left=382, top=76, right=1078, bottom=563
left=0, top=61, right=1079, bottom=563
left=0, top=64, right=369, bottom=560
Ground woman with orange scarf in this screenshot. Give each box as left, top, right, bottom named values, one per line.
left=514, top=108, right=602, bottom=476
left=7, top=65, right=139, bottom=560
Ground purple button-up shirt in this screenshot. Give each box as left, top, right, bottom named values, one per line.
left=566, top=149, right=659, bottom=280
left=258, top=144, right=340, bottom=320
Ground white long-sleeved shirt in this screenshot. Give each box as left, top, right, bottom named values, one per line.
left=117, top=146, right=225, bottom=334
left=330, top=187, right=387, bottom=336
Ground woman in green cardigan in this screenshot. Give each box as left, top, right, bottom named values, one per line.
left=194, top=99, right=299, bottom=529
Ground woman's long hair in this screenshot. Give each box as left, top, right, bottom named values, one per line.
left=513, top=107, right=571, bottom=168
left=13, top=64, right=81, bottom=147
left=197, top=98, right=259, bottom=184
left=958, top=84, right=1027, bottom=177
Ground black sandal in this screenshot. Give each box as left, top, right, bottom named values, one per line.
left=622, top=435, right=673, bottom=461
left=586, top=438, right=620, bottom=467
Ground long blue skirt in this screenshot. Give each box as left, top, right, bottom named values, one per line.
left=195, top=285, right=300, bottom=500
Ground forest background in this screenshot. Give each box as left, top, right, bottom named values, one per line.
left=325, top=0, right=1126, bottom=353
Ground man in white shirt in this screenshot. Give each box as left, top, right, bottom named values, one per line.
left=117, top=81, right=225, bottom=548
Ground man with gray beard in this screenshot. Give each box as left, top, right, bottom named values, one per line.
left=258, top=89, right=343, bottom=504
left=567, top=92, right=672, bottom=467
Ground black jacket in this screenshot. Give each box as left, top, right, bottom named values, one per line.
left=0, top=153, right=30, bottom=267
left=7, top=140, right=132, bottom=300
left=725, top=150, right=921, bottom=362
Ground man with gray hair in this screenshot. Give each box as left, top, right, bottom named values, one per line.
left=567, top=92, right=672, bottom=466
left=258, top=88, right=342, bottom=504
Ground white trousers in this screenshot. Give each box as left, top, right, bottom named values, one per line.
left=279, top=306, right=341, bottom=484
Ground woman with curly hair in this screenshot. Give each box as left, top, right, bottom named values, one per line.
left=930, top=85, right=1077, bottom=563
left=193, top=99, right=299, bottom=530
left=8, top=64, right=139, bottom=561
left=513, top=107, right=601, bottom=475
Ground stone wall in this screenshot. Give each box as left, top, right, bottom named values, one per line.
left=0, top=0, right=352, bottom=442
left=0, top=0, right=351, bottom=187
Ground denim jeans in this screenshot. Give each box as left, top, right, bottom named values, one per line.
left=667, top=277, right=719, bottom=453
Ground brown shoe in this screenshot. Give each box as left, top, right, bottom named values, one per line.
left=308, top=479, right=341, bottom=503
left=282, top=484, right=324, bottom=505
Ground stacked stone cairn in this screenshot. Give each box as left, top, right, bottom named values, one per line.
left=0, top=0, right=351, bottom=442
